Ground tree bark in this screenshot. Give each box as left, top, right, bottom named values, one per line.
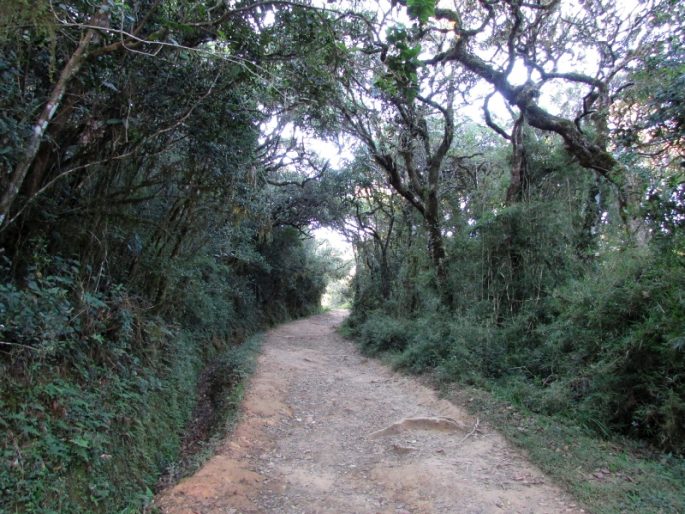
left=506, top=116, right=528, bottom=205
left=0, top=28, right=96, bottom=226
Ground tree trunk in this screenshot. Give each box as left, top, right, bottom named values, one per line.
left=426, top=215, right=452, bottom=306
left=0, top=28, right=96, bottom=226
left=506, top=116, right=528, bottom=205
left=577, top=176, right=602, bottom=258
left=425, top=176, right=452, bottom=305
left=377, top=246, right=391, bottom=300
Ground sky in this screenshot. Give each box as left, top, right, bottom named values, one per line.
left=313, top=226, right=354, bottom=260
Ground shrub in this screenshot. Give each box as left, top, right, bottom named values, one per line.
left=348, top=240, right=685, bottom=453
left=354, top=311, right=412, bottom=355
left=0, top=234, right=335, bottom=511
left=539, top=246, right=685, bottom=451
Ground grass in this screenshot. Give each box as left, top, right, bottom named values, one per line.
left=442, top=381, right=685, bottom=514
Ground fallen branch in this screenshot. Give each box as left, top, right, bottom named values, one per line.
left=456, top=417, right=480, bottom=445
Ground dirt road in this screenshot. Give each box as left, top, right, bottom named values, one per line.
left=155, top=310, right=584, bottom=513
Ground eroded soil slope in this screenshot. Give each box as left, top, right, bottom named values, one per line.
left=155, top=310, right=584, bottom=513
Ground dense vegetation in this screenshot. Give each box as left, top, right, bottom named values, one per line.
left=320, top=2, right=685, bottom=509
left=318, top=0, right=685, bottom=451
left=0, top=2, right=345, bottom=511
left=1, top=0, right=683, bottom=511
left=325, top=2, right=685, bottom=509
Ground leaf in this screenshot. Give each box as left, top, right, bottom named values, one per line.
left=83, top=292, right=107, bottom=309
left=400, top=44, right=422, bottom=61
left=406, top=0, right=435, bottom=23
left=71, top=436, right=90, bottom=448
left=386, top=25, right=408, bottom=45
left=670, top=336, right=685, bottom=351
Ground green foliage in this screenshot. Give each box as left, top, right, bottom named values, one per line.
left=391, top=315, right=455, bottom=375
left=0, top=231, right=331, bottom=511
left=406, top=0, right=436, bottom=23
left=2, top=0, right=682, bottom=510
left=321, top=274, right=353, bottom=309
left=347, top=230, right=685, bottom=509
left=253, top=228, right=349, bottom=322
left=452, top=385, right=685, bottom=514
left=354, top=311, right=412, bottom=355
left=349, top=232, right=685, bottom=453
left=163, top=254, right=254, bottom=340
left=537, top=246, right=685, bottom=451
left=208, top=335, right=262, bottom=414
left=0, top=2, right=343, bottom=507
left=345, top=123, right=685, bottom=457
left=375, top=25, right=422, bottom=101
left=614, top=5, right=685, bottom=156
left=0, top=277, right=201, bottom=512
left=450, top=199, right=583, bottom=318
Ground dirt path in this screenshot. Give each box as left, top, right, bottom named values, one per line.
left=155, top=311, right=585, bottom=514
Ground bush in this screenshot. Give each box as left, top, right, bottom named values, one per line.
left=392, top=316, right=451, bottom=374
left=347, top=242, right=685, bottom=453
left=0, top=229, right=335, bottom=512
left=0, top=256, right=203, bottom=512
left=354, top=311, right=412, bottom=355
left=539, top=246, right=685, bottom=451
left=0, top=328, right=201, bottom=513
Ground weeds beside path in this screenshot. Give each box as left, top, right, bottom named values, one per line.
left=445, top=383, right=685, bottom=514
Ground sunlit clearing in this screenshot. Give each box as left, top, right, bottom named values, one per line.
left=314, top=227, right=355, bottom=309
left=314, top=227, right=354, bottom=260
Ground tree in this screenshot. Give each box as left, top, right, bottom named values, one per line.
left=396, top=0, right=675, bottom=226
left=335, top=152, right=401, bottom=300
left=0, top=0, right=289, bottom=227
left=278, top=10, right=458, bottom=294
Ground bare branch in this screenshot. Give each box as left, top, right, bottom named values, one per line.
left=483, top=93, right=512, bottom=141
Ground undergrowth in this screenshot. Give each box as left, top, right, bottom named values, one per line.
left=159, top=334, right=264, bottom=486
left=1, top=323, right=199, bottom=513
left=447, top=383, right=685, bottom=514
left=0, top=243, right=325, bottom=512
left=346, top=239, right=685, bottom=512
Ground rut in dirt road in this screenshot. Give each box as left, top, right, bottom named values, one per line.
left=155, top=310, right=585, bottom=514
